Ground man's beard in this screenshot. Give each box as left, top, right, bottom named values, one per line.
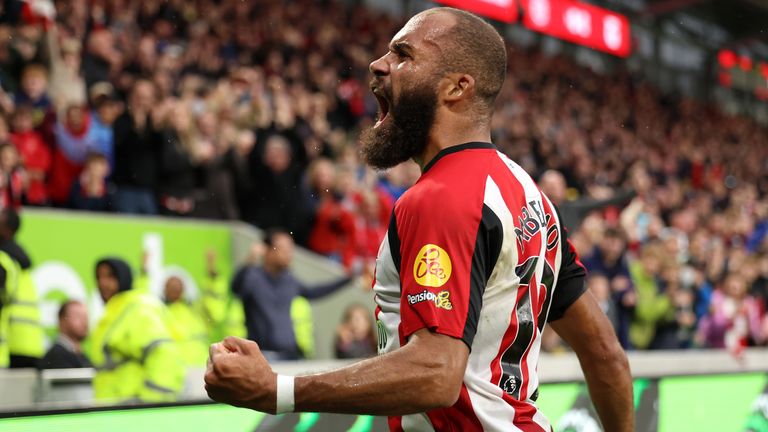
left=360, top=80, right=438, bottom=170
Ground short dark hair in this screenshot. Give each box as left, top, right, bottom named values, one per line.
left=429, top=7, right=507, bottom=113
left=58, top=300, right=82, bottom=321
left=263, top=227, right=292, bottom=248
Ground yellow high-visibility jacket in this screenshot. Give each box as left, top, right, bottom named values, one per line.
left=90, top=289, right=185, bottom=402
left=291, top=296, right=314, bottom=359
left=7, top=268, right=44, bottom=359
left=167, top=300, right=209, bottom=367
left=0, top=251, right=19, bottom=368
left=199, top=273, right=246, bottom=341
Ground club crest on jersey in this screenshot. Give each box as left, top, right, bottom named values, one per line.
left=413, top=244, right=452, bottom=287
left=407, top=290, right=453, bottom=310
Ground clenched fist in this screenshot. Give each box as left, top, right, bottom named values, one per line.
left=204, top=336, right=278, bottom=413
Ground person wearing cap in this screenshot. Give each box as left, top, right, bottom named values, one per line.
left=89, top=257, right=185, bottom=402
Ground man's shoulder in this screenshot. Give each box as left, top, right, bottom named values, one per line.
left=396, top=161, right=492, bottom=225
left=45, top=342, right=71, bottom=356
left=41, top=343, right=78, bottom=368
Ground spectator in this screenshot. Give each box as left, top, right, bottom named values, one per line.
left=628, top=242, right=675, bottom=349
left=90, top=257, right=184, bottom=402
left=111, top=79, right=160, bottom=214
left=751, top=253, right=768, bottom=310
left=40, top=300, right=92, bottom=369
left=82, top=29, right=120, bottom=89
left=0, top=143, right=24, bottom=209
left=87, top=82, right=119, bottom=169
left=696, top=274, right=766, bottom=352
left=46, top=26, right=86, bottom=110
left=190, top=110, right=240, bottom=220
left=335, top=303, right=377, bottom=359
left=199, top=249, right=246, bottom=342
left=582, top=227, right=636, bottom=348
left=13, top=64, right=50, bottom=126
left=157, top=101, right=198, bottom=217
left=589, top=273, right=620, bottom=335
left=353, top=189, right=391, bottom=272
left=251, top=134, right=311, bottom=244
left=163, top=276, right=208, bottom=368
left=224, top=128, right=257, bottom=223
left=48, top=103, right=97, bottom=205
left=0, top=208, right=44, bottom=368
left=69, top=152, right=110, bottom=212
left=232, top=229, right=351, bottom=360
left=307, top=158, right=357, bottom=269
left=9, top=104, right=49, bottom=205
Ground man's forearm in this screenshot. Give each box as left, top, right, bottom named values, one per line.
left=579, top=348, right=634, bottom=432
left=293, top=329, right=467, bottom=415
left=300, top=276, right=351, bottom=299
left=551, top=292, right=635, bottom=431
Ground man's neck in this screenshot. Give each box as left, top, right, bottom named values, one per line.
left=59, top=334, right=82, bottom=354
left=263, top=263, right=284, bottom=277
left=416, top=119, right=492, bottom=171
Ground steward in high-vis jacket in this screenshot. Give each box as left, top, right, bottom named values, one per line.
left=0, top=249, right=19, bottom=368
left=199, top=250, right=246, bottom=342
left=163, top=276, right=209, bottom=367
left=90, top=258, right=185, bottom=402
left=0, top=209, right=44, bottom=368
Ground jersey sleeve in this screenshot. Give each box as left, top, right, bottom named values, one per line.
left=394, top=192, right=501, bottom=349
left=546, top=221, right=587, bottom=322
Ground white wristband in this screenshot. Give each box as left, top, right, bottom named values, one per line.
left=275, top=374, right=295, bottom=414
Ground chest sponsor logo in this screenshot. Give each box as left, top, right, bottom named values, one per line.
left=407, top=289, right=453, bottom=310
left=413, top=244, right=452, bottom=287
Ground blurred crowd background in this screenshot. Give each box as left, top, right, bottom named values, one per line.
left=0, top=0, right=765, bottom=378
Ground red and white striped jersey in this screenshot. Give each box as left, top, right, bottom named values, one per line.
left=373, top=142, right=586, bottom=432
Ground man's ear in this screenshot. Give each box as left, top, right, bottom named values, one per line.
left=440, top=73, right=475, bottom=104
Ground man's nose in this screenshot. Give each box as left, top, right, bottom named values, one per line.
left=369, top=54, right=389, bottom=77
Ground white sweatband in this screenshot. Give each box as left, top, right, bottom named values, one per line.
left=275, top=374, right=295, bottom=414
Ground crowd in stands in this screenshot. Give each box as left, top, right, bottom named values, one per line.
left=0, top=0, right=766, bottom=355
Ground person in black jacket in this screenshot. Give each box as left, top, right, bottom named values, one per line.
left=40, top=300, right=92, bottom=369
left=111, top=79, right=161, bottom=214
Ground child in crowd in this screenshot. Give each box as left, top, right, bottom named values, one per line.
left=69, top=152, right=110, bottom=212
left=0, top=144, right=25, bottom=209
left=14, top=64, right=51, bottom=127
left=696, top=274, right=766, bottom=353
left=335, top=303, right=377, bottom=359
left=9, top=105, right=50, bottom=205
left=588, top=273, right=620, bottom=335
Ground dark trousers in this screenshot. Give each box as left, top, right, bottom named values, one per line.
left=9, top=354, right=39, bottom=368
left=113, top=187, right=157, bottom=215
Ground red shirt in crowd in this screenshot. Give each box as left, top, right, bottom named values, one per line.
left=309, top=197, right=357, bottom=269
left=10, top=130, right=51, bottom=204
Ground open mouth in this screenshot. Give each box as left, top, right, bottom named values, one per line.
left=373, top=89, right=390, bottom=128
